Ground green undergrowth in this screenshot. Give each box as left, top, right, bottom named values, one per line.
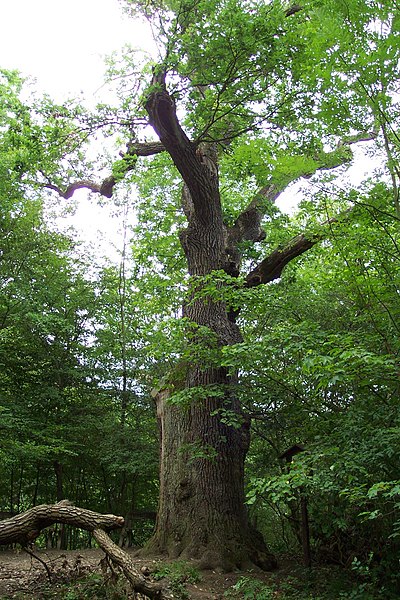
left=224, top=563, right=399, bottom=600
left=0, top=573, right=127, bottom=600
left=152, top=560, right=201, bottom=599
left=2, top=560, right=398, bottom=600
left=0, top=561, right=201, bottom=600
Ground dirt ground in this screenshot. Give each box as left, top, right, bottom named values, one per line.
left=0, top=548, right=277, bottom=599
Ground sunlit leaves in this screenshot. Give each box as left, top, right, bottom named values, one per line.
left=120, top=0, right=399, bottom=152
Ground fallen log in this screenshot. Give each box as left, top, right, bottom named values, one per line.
left=93, top=528, right=171, bottom=599
left=0, top=500, right=124, bottom=546
left=0, top=501, right=172, bottom=600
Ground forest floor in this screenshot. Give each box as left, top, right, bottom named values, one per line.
left=0, top=547, right=272, bottom=599
left=0, top=547, right=377, bottom=599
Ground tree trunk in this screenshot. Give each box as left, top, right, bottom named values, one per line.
left=141, top=78, right=276, bottom=571
left=143, top=179, right=275, bottom=570
left=9, top=467, right=14, bottom=514
left=54, top=460, right=67, bottom=549
left=137, top=75, right=276, bottom=570
left=32, top=462, right=40, bottom=506
left=144, top=275, right=276, bottom=569
left=146, top=382, right=276, bottom=571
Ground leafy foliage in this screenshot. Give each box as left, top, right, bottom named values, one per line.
left=240, top=183, right=400, bottom=590
left=0, top=73, right=159, bottom=539
left=153, top=561, right=201, bottom=599
left=0, top=0, right=400, bottom=595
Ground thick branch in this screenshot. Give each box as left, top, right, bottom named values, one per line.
left=41, top=141, right=165, bottom=199
left=246, top=232, right=315, bottom=286
left=246, top=213, right=347, bottom=286
left=125, top=140, right=165, bottom=157
left=145, top=72, right=219, bottom=216
left=93, top=529, right=172, bottom=600
left=0, top=500, right=124, bottom=546
left=285, top=4, right=302, bottom=17
left=229, top=129, right=378, bottom=250
left=43, top=180, right=103, bottom=199
left=0, top=502, right=172, bottom=599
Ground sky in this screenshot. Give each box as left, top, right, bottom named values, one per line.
left=0, top=0, right=153, bottom=258
left=0, top=0, right=146, bottom=100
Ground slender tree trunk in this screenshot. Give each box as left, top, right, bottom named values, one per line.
left=32, top=463, right=40, bottom=506
left=17, top=462, right=24, bottom=513
left=118, top=203, right=130, bottom=427
left=102, top=466, right=113, bottom=513
left=9, top=467, right=14, bottom=514
left=54, top=460, right=64, bottom=501
left=54, top=460, right=67, bottom=550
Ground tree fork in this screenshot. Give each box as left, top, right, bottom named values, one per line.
left=138, top=71, right=283, bottom=571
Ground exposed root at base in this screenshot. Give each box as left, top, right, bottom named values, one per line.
left=140, top=537, right=277, bottom=574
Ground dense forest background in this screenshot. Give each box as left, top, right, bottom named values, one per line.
left=1, top=0, right=400, bottom=597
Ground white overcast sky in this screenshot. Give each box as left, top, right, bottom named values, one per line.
left=0, top=0, right=153, bottom=258
left=0, top=0, right=148, bottom=100
left=0, top=0, right=378, bottom=258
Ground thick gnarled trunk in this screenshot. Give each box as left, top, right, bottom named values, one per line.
left=147, top=380, right=276, bottom=571
left=145, top=260, right=276, bottom=568
left=142, top=79, right=275, bottom=568
left=140, top=72, right=277, bottom=570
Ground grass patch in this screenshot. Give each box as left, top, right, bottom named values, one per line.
left=152, top=560, right=201, bottom=599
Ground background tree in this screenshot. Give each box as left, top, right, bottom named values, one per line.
left=0, top=72, right=159, bottom=549
left=245, top=182, right=400, bottom=588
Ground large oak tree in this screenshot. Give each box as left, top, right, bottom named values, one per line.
left=11, top=0, right=399, bottom=570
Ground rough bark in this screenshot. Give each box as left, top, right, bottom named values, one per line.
left=0, top=500, right=124, bottom=546
left=141, top=74, right=277, bottom=571
left=246, top=232, right=315, bottom=286
left=145, top=384, right=276, bottom=571
left=246, top=211, right=351, bottom=287
left=93, top=529, right=172, bottom=599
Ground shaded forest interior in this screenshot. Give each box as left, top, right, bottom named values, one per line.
left=1, top=0, right=400, bottom=598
